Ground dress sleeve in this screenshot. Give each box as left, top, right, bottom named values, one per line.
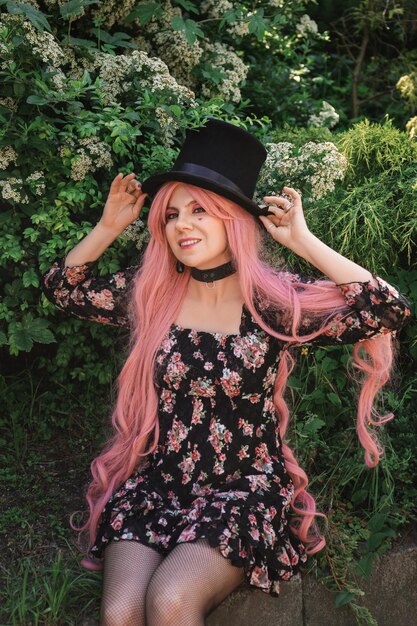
left=262, top=271, right=412, bottom=346
left=42, top=258, right=137, bottom=328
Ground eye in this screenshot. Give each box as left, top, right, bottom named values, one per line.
left=193, top=206, right=206, bottom=213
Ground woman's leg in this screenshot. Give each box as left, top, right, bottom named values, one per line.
left=100, top=539, right=164, bottom=626
left=146, top=538, right=245, bottom=626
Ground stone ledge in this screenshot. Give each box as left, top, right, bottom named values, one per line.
left=207, top=542, right=417, bottom=626
left=207, top=575, right=303, bottom=626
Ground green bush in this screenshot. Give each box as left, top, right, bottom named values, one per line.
left=1, top=3, right=416, bottom=625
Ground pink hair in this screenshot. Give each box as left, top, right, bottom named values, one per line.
left=71, top=182, right=395, bottom=570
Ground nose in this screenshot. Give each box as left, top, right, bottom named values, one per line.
left=174, top=212, right=193, bottom=232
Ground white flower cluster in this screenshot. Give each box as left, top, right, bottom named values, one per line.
left=0, top=178, right=29, bottom=204
left=258, top=141, right=348, bottom=200
left=27, top=170, right=45, bottom=196
left=0, top=146, right=17, bottom=170
left=93, top=0, right=136, bottom=29
left=201, top=42, right=248, bottom=103
left=140, top=1, right=202, bottom=89
left=155, top=107, right=179, bottom=148
left=308, top=101, right=340, bottom=129
left=1, top=15, right=65, bottom=67
left=396, top=73, right=417, bottom=108
left=200, top=0, right=233, bottom=18
left=69, top=137, right=113, bottom=181
left=133, top=51, right=196, bottom=105
left=92, top=52, right=133, bottom=103
left=296, top=14, right=319, bottom=37
left=153, top=29, right=203, bottom=88
left=120, top=218, right=151, bottom=251
left=229, top=21, right=250, bottom=37
left=70, top=151, right=93, bottom=182
left=79, top=137, right=113, bottom=169
left=146, top=0, right=181, bottom=34
left=199, top=2, right=251, bottom=50
left=91, top=50, right=195, bottom=106
left=46, top=66, right=67, bottom=92
left=406, top=116, right=417, bottom=139
left=0, top=97, right=17, bottom=111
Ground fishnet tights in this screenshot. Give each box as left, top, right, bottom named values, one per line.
left=100, top=538, right=245, bottom=626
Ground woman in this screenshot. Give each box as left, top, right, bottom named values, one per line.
left=43, top=119, right=411, bottom=626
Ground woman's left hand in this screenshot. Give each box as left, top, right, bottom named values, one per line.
left=258, top=187, right=311, bottom=252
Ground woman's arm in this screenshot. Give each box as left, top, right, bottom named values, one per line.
left=65, top=222, right=123, bottom=267
left=42, top=173, right=148, bottom=326
left=42, top=259, right=138, bottom=327
left=65, top=172, right=148, bottom=267
left=259, top=187, right=377, bottom=285
left=290, top=232, right=378, bottom=287
left=258, top=188, right=411, bottom=345
left=267, top=271, right=411, bottom=346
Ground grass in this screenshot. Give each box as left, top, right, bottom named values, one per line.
left=1, top=549, right=102, bottom=625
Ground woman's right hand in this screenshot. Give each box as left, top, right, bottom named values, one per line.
left=98, top=173, right=149, bottom=235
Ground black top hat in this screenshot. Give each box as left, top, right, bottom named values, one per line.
left=141, top=118, right=268, bottom=217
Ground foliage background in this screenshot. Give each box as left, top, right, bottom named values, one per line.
left=1, top=1, right=416, bottom=624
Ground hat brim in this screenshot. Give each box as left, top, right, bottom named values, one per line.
left=141, top=172, right=269, bottom=218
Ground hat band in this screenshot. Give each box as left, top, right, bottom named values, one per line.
left=180, top=163, right=245, bottom=196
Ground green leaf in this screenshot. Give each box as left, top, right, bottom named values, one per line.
left=175, top=0, right=199, bottom=15
left=91, top=28, right=137, bottom=49
left=0, top=210, right=13, bottom=226
left=354, top=553, right=374, bottom=578
left=367, top=513, right=387, bottom=533
left=171, top=15, right=204, bottom=44
left=27, top=318, right=56, bottom=344
left=67, top=36, right=97, bottom=49
left=334, top=591, right=356, bottom=608
left=125, top=2, right=161, bottom=25
left=248, top=8, right=268, bottom=40
left=60, top=0, right=97, bottom=20
left=321, top=356, right=338, bottom=371
left=367, top=529, right=396, bottom=551
left=8, top=316, right=56, bottom=354
left=169, top=104, right=182, bottom=118
left=8, top=324, right=33, bottom=353
left=220, top=9, right=239, bottom=27
left=26, top=95, right=48, bottom=105
left=22, top=268, right=39, bottom=288
left=350, top=488, right=368, bottom=505
left=0, top=330, right=7, bottom=346
left=6, top=1, right=52, bottom=32
left=327, top=392, right=342, bottom=407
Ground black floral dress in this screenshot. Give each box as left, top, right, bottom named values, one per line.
left=42, top=259, right=411, bottom=595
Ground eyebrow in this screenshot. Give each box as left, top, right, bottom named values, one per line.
left=166, top=200, right=197, bottom=211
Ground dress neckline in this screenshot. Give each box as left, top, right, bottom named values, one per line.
left=171, top=303, right=249, bottom=338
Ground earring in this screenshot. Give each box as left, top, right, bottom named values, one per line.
left=176, top=261, right=184, bottom=273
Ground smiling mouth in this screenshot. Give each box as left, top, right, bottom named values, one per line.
left=179, top=239, right=201, bottom=248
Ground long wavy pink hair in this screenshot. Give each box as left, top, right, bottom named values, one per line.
left=71, top=182, right=395, bottom=571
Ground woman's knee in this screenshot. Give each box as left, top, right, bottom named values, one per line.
left=100, top=596, right=146, bottom=626
left=146, top=582, right=203, bottom=624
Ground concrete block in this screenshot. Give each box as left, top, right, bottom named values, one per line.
left=207, top=575, right=303, bottom=626
left=303, top=575, right=356, bottom=626
left=303, top=544, right=417, bottom=626
left=358, top=544, right=417, bottom=626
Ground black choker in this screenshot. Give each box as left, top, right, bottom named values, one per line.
left=191, top=261, right=236, bottom=283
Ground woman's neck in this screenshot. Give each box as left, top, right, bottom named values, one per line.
left=186, top=272, right=243, bottom=306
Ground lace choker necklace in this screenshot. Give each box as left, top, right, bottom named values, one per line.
left=191, top=261, right=236, bottom=287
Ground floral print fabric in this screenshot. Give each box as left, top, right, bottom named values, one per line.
left=42, top=259, right=411, bottom=595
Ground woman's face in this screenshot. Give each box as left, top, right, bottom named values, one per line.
left=164, top=185, right=231, bottom=269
